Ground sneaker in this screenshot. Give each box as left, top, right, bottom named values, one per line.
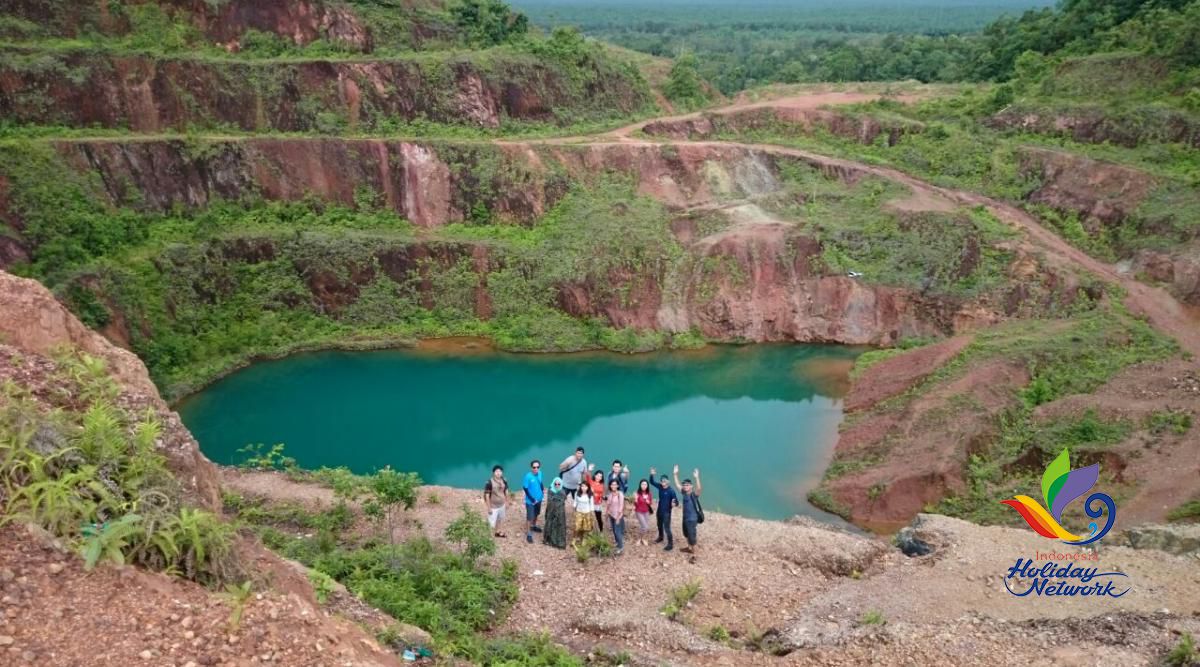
left=664, top=544, right=673, bottom=552
left=531, top=526, right=543, bottom=533
left=615, top=548, right=624, bottom=556
left=654, top=537, right=663, bottom=544
left=526, top=533, right=533, bottom=543
left=680, top=547, right=694, bottom=554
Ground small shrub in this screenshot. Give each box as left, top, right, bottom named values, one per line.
left=445, top=504, right=496, bottom=564
left=574, top=531, right=613, bottom=564
left=1166, top=632, right=1199, bottom=667
left=662, top=579, right=701, bottom=620
left=220, top=581, right=254, bottom=630
left=706, top=625, right=731, bottom=643
left=1146, top=410, right=1193, bottom=436
left=309, top=570, right=336, bottom=604
left=237, top=443, right=296, bottom=471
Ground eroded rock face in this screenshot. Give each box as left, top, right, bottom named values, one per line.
left=989, top=105, right=1200, bottom=148
left=670, top=221, right=948, bottom=345
left=26, top=138, right=1021, bottom=347
left=0, top=54, right=649, bottom=132
left=1018, top=147, right=1155, bottom=224
left=2, top=0, right=373, bottom=50
left=1132, top=249, right=1200, bottom=305
left=0, top=271, right=221, bottom=510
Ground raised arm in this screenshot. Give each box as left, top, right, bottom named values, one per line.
left=693, top=468, right=702, bottom=496
left=672, top=464, right=681, bottom=490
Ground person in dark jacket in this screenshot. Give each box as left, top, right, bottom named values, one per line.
left=648, top=467, right=678, bottom=551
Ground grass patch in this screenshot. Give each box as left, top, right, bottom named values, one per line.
left=859, top=609, right=886, bottom=626
left=1146, top=409, right=1193, bottom=436
left=1167, top=498, right=1200, bottom=523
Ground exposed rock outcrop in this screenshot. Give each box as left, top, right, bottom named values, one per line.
left=1119, top=523, right=1200, bottom=557
left=3, top=0, right=384, bottom=51
left=988, top=105, right=1200, bottom=148
left=1018, top=147, right=1155, bottom=225
left=0, top=52, right=649, bottom=131
left=1132, top=248, right=1200, bottom=306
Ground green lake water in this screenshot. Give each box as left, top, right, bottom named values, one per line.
left=178, top=342, right=861, bottom=521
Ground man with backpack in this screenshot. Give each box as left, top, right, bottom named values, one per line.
left=483, top=465, right=509, bottom=538
left=558, top=447, right=588, bottom=498
left=673, top=465, right=703, bottom=558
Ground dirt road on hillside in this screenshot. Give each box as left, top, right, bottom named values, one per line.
left=514, top=90, right=1200, bottom=357
left=604, top=92, right=903, bottom=140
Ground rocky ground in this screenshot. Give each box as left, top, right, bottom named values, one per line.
left=223, top=470, right=1200, bottom=667
left=0, top=522, right=400, bottom=667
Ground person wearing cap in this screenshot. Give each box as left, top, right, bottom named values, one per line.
left=673, top=464, right=703, bottom=556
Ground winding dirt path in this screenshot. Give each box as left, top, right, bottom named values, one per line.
left=517, top=90, right=1200, bottom=356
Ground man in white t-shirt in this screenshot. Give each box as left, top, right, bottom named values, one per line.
left=558, top=446, right=588, bottom=498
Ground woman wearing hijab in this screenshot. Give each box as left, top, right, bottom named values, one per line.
left=543, top=477, right=568, bottom=549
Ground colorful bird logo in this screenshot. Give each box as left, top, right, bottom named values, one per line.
left=1001, top=448, right=1116, bottom=545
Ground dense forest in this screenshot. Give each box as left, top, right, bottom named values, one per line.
left=515, top=0, right=1198, bottom=93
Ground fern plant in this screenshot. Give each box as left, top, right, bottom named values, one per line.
left=7, top=465, right=115, bottom=535
left=81, top=514, right=144, bottom=569
left=162, top=508, right=235, bottom=583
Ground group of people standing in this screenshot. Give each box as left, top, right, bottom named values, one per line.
left=481, top=446, right=704, bottom=558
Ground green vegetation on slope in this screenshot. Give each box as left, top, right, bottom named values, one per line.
left=223, top=464, right=590, bottom=664
left=0, top=0, right=659, bottom=134
left=0, top=352, right=238, bottom=585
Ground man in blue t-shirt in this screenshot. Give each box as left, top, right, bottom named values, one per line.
left=648, top=466, right=678, bottom=551
left=522, top=459, right=546, bottom=543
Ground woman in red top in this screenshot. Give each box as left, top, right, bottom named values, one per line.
left=587, top=470, right=606, bottom=533
left=634, top=479, right=653, bottom=546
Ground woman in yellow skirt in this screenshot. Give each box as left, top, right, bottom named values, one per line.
left=571, top=483, right=596, bottom=546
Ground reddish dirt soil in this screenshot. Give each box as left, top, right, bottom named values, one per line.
left=0, top=523, right=399, bottom=667
left=843, top=335, right=973, bottom=412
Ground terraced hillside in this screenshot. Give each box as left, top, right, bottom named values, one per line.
left=1, top=1, right=1199, bottom=665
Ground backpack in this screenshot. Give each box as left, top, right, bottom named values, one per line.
left=693, top=495, right=705, bottom=524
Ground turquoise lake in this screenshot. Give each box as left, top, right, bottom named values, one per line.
left=178, top=341, right=861, bottom=521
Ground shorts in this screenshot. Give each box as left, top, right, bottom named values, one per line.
left=487, top=506, right=506, bottom=529
left=683, top=520, right=698, bottom=546
left=525, top=502, right=542, bottom=521
left=564, top=486, right=578, bottom=498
